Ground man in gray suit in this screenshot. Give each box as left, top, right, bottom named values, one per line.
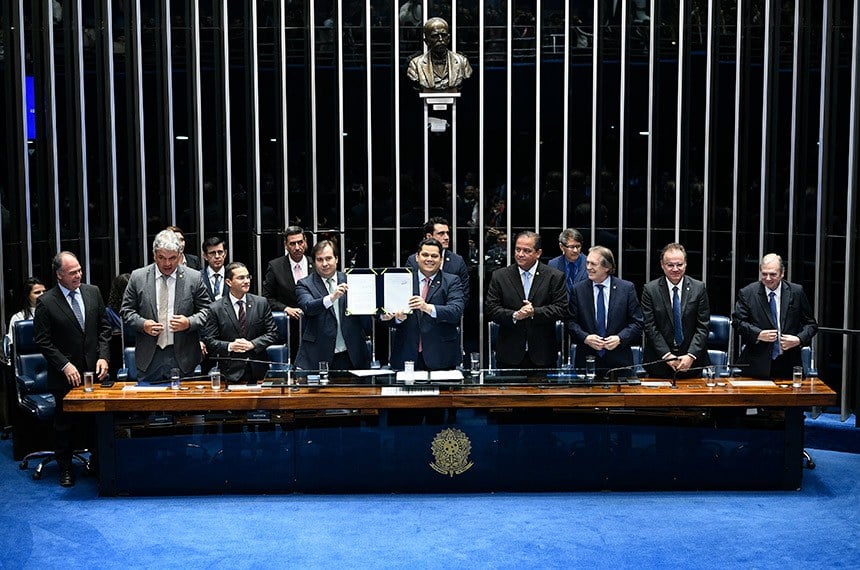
left=641, top=242, right=711, bottom=378
left=203, top=262, right=278, bottom=384
left=121, top=229, right=210, bottom=382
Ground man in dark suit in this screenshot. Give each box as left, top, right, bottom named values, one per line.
left=732, top=253, right=818, bottom=379
left=406, top=217, right=470, bottom=306
left=200, top=236, right=229, bottom=302
left=34, top=251, right=111, bottom=487
left=121, top=229, right=210, bottom=382
left=295, top=240, right=371, bottom=370
left=203, top=262, right=278, bottom=384
left=167, top=225, right=202, bottom=270
left=548, top=228, right=588, bottom=296
left=569, top=246, right=644, bottom=374
left=261, top=226, right=312, bottom=359
left=381, top=238, right=465, bottom=370
left=641, top=243, right=710, bottom=378
left=485, top=231, right=568, bottom=368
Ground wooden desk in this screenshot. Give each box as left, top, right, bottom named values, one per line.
left=65, top=375, right=836, bottom=495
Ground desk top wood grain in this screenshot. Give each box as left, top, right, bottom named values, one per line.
left=64, top=377, right=837, bottom=413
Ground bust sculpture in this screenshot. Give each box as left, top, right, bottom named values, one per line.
left=407, top=17, right=473, bottom=91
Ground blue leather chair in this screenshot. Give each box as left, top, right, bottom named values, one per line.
left=629, top=346, right=647, bottom=377
left=707, top=315, right=731, bottom=352
left=266, top=310, right=290, bottom=368
left=13, top=320, right=90, bottom=479
left=488, top=321, right=564, bottom=369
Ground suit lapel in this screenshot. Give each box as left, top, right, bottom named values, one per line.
left=147, top=265, right=159, bottom=316
left=222, top=296, right=241, bottom=332
left=756, top=283, right=777, bottom=328
left=54, top=287, right=82, bottom=331
left=779, top=281, right=791, bottom=328
left=511, top=266, right=527, bottom=299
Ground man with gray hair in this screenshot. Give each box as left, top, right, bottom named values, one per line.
left=732, top=253, right=818, bottom=379
left=121, top=229, right=210, bottom=382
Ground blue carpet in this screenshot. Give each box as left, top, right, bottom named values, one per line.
left=805, top=413, right=860, bottom=454
left=1, top=437, right=858, bottom=569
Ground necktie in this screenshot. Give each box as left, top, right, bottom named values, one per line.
left=769, top=291, right=780, bottom=360
left=419, top=277, right=431, bottom=352
left=68, top=290, right=84, bottom=330
left=237, top=299, right=247, bottom=335
left=672, top=286, right=684, bottom=347
left=328, top=278, right=347, bottom=353
left=522, top=271, right=532, bottom=299
left=596, top=284, right=606, bottom=357
left=294, top=263, right=302, bottom=282
left=158, top=274, right=170, bottom=348
left=212, top=273, right=221, bottom=298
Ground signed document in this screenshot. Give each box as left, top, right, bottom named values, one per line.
left=383, top=271, right=413, bottom=314
left=345, top=272, right=378, bottom=315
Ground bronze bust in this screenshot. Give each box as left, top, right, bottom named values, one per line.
left=407, top=18, right=473, bottom=91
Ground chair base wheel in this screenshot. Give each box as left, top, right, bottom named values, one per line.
left=19, top=460, right=28, bottom=470
left=32, top=471, right=42, bottom=480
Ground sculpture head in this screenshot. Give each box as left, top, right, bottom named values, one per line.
left=423, top=17, right=450, bottom=60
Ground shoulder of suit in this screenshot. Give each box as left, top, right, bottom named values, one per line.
left=538, top=261, right=564, bottom=277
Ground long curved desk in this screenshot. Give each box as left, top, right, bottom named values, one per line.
left=64, top=371, right=836, bottom=496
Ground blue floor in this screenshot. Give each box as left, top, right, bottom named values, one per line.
left=1, top=434, right=858, bottom=569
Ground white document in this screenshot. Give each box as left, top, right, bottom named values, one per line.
left=350, top=369, right=396, bottom=377
left=396, top=370, right=429, bottom=382
left=429, top=370, right=464, bottom=381
left=345, top=273, right=378, bottom=315
left=640, top=381, right=673, bottom=388
left=728, top=379, right=776, bottom=387
left=122, top=386, right=168, bottom=392
left=383, top=271, right=413, bottom=314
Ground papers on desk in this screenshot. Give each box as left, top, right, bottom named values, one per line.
left=640, top=381, right=673, bottom=387
left=350, top=369, right=396, bottom=377
left=123, top=385, right=169, bottom=392
left=729, top=379, right=777, bottom=387
left=226, top=384, right=262, bottom=391
left=394, top=370, right=463, bottom=382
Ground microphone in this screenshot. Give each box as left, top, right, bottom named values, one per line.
left=603, top=356, right=681, bottom=383
left=209, top=355, right=279, bottom=366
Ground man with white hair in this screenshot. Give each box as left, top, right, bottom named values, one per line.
left=121, top=229, right=210, bottom=382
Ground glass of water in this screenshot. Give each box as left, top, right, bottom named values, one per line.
left=585, top=356, right=596, bottom=382
left=792, top=366, right=803, bottom=388
left=170, top=367, right=181, bottom=390
left=209, top=369, right=221, bottom=391
left=319, top=361, right=329, bottom=383
left=470, top=352, right=481, bottom=374
left=704, top=366, right=717, bottom=387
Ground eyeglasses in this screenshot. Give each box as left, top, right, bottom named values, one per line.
left=206, top=250, right=226, bottom=257
left=663, top=262, right=686, bottom=269
left=561, top=243, right=582, bottom=250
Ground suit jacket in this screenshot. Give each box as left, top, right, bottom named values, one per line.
left=406, top=249, right=471, bottom=306
left=732, top=280, right=818, bottom=378
left=548, top=254, right=588, bottom=294
left=201, top=265, right=229, bottom=302
left=641, top=277, right=711, bottom=377
left=261, top=254, right=313, bottom=311
left=183, top=254, right=202, bottom=271
left=120, top=264, right=210, bottom=375
left=203, top=293, right=278, bottom=383
left=406, top=50, right=473, bottom=90
left=34, top=284, right=111, bottom=391
left=485, top=263, right=568, bottom=367
left=568, top=276, right=644, bottom=371
left=386, top=271, right=465, bottom=370
left=294, top=272, right=371, bottom=370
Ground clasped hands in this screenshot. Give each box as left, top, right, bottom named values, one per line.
left=380, top=294, right=433, bottom=322
left=584, top=334, right=621, bottom=352
left=143, top=315, right=191, bottom=336
left=64, top=359, right=109, bottom=386
left=228, top=338, right=255, bottom=353
left=664, top=353, right=694, bottom=372
left=514, top=300, right=534, bottom=321
left=757, top=329, right=801, bottom=351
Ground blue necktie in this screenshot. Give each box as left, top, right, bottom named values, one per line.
left=68, top=290, right=84, bottom=330
left=769, top=291, right=780, bottom=360
left=522, top=271, right=532, bottom=299
left=672, top=286, right=684, bottom=348
left=596, top=284, right=606, bottom=357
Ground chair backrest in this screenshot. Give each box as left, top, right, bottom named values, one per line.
left=488, top=321, right=499, bottom=369
left=630, top=345, right=646, bottom=377
left=708, top=315, right=731, bottom=351
left=267, top=311, right=290, bottom=367
left=801, top=346, right=818, bottom=377
left=489, top=320, right=564, bottom=368
left=13, top=320, right=50, bottom=394
left=707, top=349, right=728, bottom=366
left=120, top=347, right=138, bottom=381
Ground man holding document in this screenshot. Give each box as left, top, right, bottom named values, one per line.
left=295, top=240, right=371, bottom=370
left=380, top=238, right=465, bottom=370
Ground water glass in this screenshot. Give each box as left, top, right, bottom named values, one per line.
left=83, top=372, right=94, bottom=393
left=209, top=369, right=221, bottom=391
left=403, top=360, right=415, bottom=384
left=319, top=361, right=329, bottom=383
left=792, top=366, right=803, bottom=388
left=585, top=356, right=596, bottom=382
left=170, top=367, right=181, bottom=390
left=704, top=366, right=717, bottom=387
left=470, top=352, right=481, bottom=374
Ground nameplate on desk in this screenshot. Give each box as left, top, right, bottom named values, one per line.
left=729, top=379, right=776, bottom=387
left=123, top=386, right=169, bottom=392
left=641, top=381, right=673, bottom=387
left=226, top=384, right=262, bottom=392
left=394, top=370, right=463, bottom=382
left=381, top=386, right=440, bottom=396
